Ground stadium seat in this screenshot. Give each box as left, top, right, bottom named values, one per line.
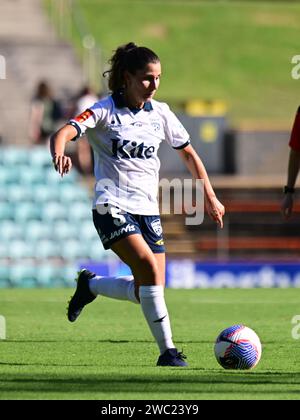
left=0, top=202, right=14, bottom=220
left=0, top=168, right=9, bottom=185
left=85, top=239, right=107, bottom=261
left=53, top=220, right=78, bottom=240
left=60, top=239, right=85, bottom=260
left=8, top=240, right=35, bottom=259
left=67, top=202, right=91, bottom=221
left=24, top=220, right=53, bottom=241
left=14, top=202, right=42, bottom=222
left=58, top=184, right=90, bottom=203
left=0, top=167, right=19, bottom=185
left=0, top=185, right=8, bottom=202
left=30, top=147, right=52, bottom=168
left=41, top=202, right=67, bottom=222
left=0, top=147, right=114, bottom=288
left=2, top=148, right=29, bottom=166
left=46, top=168, right=78, bottom=185
left=32, top=184, right=59, bottom=203
left=20, top=167, right=44, bottom=185
left=36, top=264, right=61, bottom=287
left=61, top=264, right=78, bottom=287
left=78, top=220, right=99, bottom=241
left=7, top=185, right=32, bottom=202
left=34, top=239, right=60, bottom=259
left=0, top=242, right=7, bottom=259
left=9, top=264, right=37, bottom=288
left=0, top=220, right=23, bottom=240
left=0, top=266, right=9, bottom=288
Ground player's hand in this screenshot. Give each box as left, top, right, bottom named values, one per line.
left=206, top=196, right=225, bottom=228
left=53, top=154, right=72, bottom=177
left=281, top=194, right=294, bottom=220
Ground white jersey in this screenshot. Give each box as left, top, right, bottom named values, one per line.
left=69, top=92, right=190, bottom=215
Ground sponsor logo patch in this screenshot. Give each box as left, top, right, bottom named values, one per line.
left=74, top=109, right=93, bottom=123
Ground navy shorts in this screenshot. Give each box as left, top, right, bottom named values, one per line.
left=92, top=205, right=165, bottom=253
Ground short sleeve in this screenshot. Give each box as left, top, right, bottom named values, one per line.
left=162, top=104, right=190, bottom=149
left=68, top=101, right=105, bottom=140
left=289, top=106, right=300, bottom=151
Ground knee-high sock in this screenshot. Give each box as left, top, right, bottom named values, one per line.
left=139, top=285, right=175, bottom=354
left=89, top=275, right=138, bottom=304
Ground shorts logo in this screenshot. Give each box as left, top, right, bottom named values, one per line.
left=74, top=109, right=93, bottom=123
left=151, top=219, right=162, bottom=236
left=110, top=224, right=136, bottom=240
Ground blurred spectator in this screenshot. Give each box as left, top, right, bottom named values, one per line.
left=28, top=80, right=63, bottom=145
left=75, top=85, right=99, bottom=115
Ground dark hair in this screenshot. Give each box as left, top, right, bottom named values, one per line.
left=35, top=80, right=52, bottom=99
left=104, top=42, right=160, bottom=93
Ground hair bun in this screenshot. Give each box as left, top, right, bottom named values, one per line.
left=124, top=42, right=138, bottom=52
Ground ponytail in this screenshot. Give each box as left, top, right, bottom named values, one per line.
left=103, top=42, right=160, bottom=93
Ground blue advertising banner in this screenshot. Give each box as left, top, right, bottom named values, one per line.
left=166, top=261, right=300, bottom=288
left=81, top=260, right=300, bottom=288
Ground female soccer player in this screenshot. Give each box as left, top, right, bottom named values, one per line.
left=50, top=42, right=225, bottom=367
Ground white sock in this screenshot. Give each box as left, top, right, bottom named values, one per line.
left=89, top=275, right=139, bottom=304
left=139, top=285, right=175, bottom=354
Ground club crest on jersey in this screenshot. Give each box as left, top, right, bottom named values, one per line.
left=75, top=109, right=93, bottom=123
left=151, top=219, right=163, bottom=236
left=151, top=122, right=161, bottom=132
left=111, top=138, right=155, bottom=159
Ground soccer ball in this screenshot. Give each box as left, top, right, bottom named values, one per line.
left=214, top=325, right=262, bottom=370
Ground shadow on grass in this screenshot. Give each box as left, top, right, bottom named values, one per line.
left=1, top=371, right=300, bottom=397
left=2, top=339, right=280, bottom=344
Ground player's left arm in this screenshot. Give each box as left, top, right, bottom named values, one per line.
left=177, top=143, right=225, bottom=228
left=286, top=148, right=300, bottom=191
left=281, top=148, right=300, bottom=219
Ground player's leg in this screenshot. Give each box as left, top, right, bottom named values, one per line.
left=87, top=208, right=164, bottom=301
left=88, top=233, right=164, bottom=302
left=87, top=234, right=164, bottom=302
left=109, top=234, right=186, bottom=366
left=67, top=208, right=142, bottom=321
left=67, top=268, right=97, bottom=322
left=67, top=216, right=187, bottom=365
left=67, top=267, right=139, bottom=323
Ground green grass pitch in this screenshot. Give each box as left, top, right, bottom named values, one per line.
left=57, top=0, right=300, bottom=124
left=1, top=288, right=300, bottom=400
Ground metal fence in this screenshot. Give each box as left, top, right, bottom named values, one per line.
left=47, top=0, right=104, bottom=93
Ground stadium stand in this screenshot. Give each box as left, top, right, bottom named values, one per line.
left=0, top=146, right=113, bottom=288
left=160, top=184, right=300, bottom=261
left=0, top=0, right=83, bottom=145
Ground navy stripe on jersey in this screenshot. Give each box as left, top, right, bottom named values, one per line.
left=172, top=140, right=190, bottom=150
left=67, top=121, right=82, bottom=141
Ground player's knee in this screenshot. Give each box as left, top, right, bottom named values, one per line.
left=134, top=257, right=160, bottom=285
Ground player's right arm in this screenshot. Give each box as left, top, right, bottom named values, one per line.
left=50, top=124, right=77, bottom=177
